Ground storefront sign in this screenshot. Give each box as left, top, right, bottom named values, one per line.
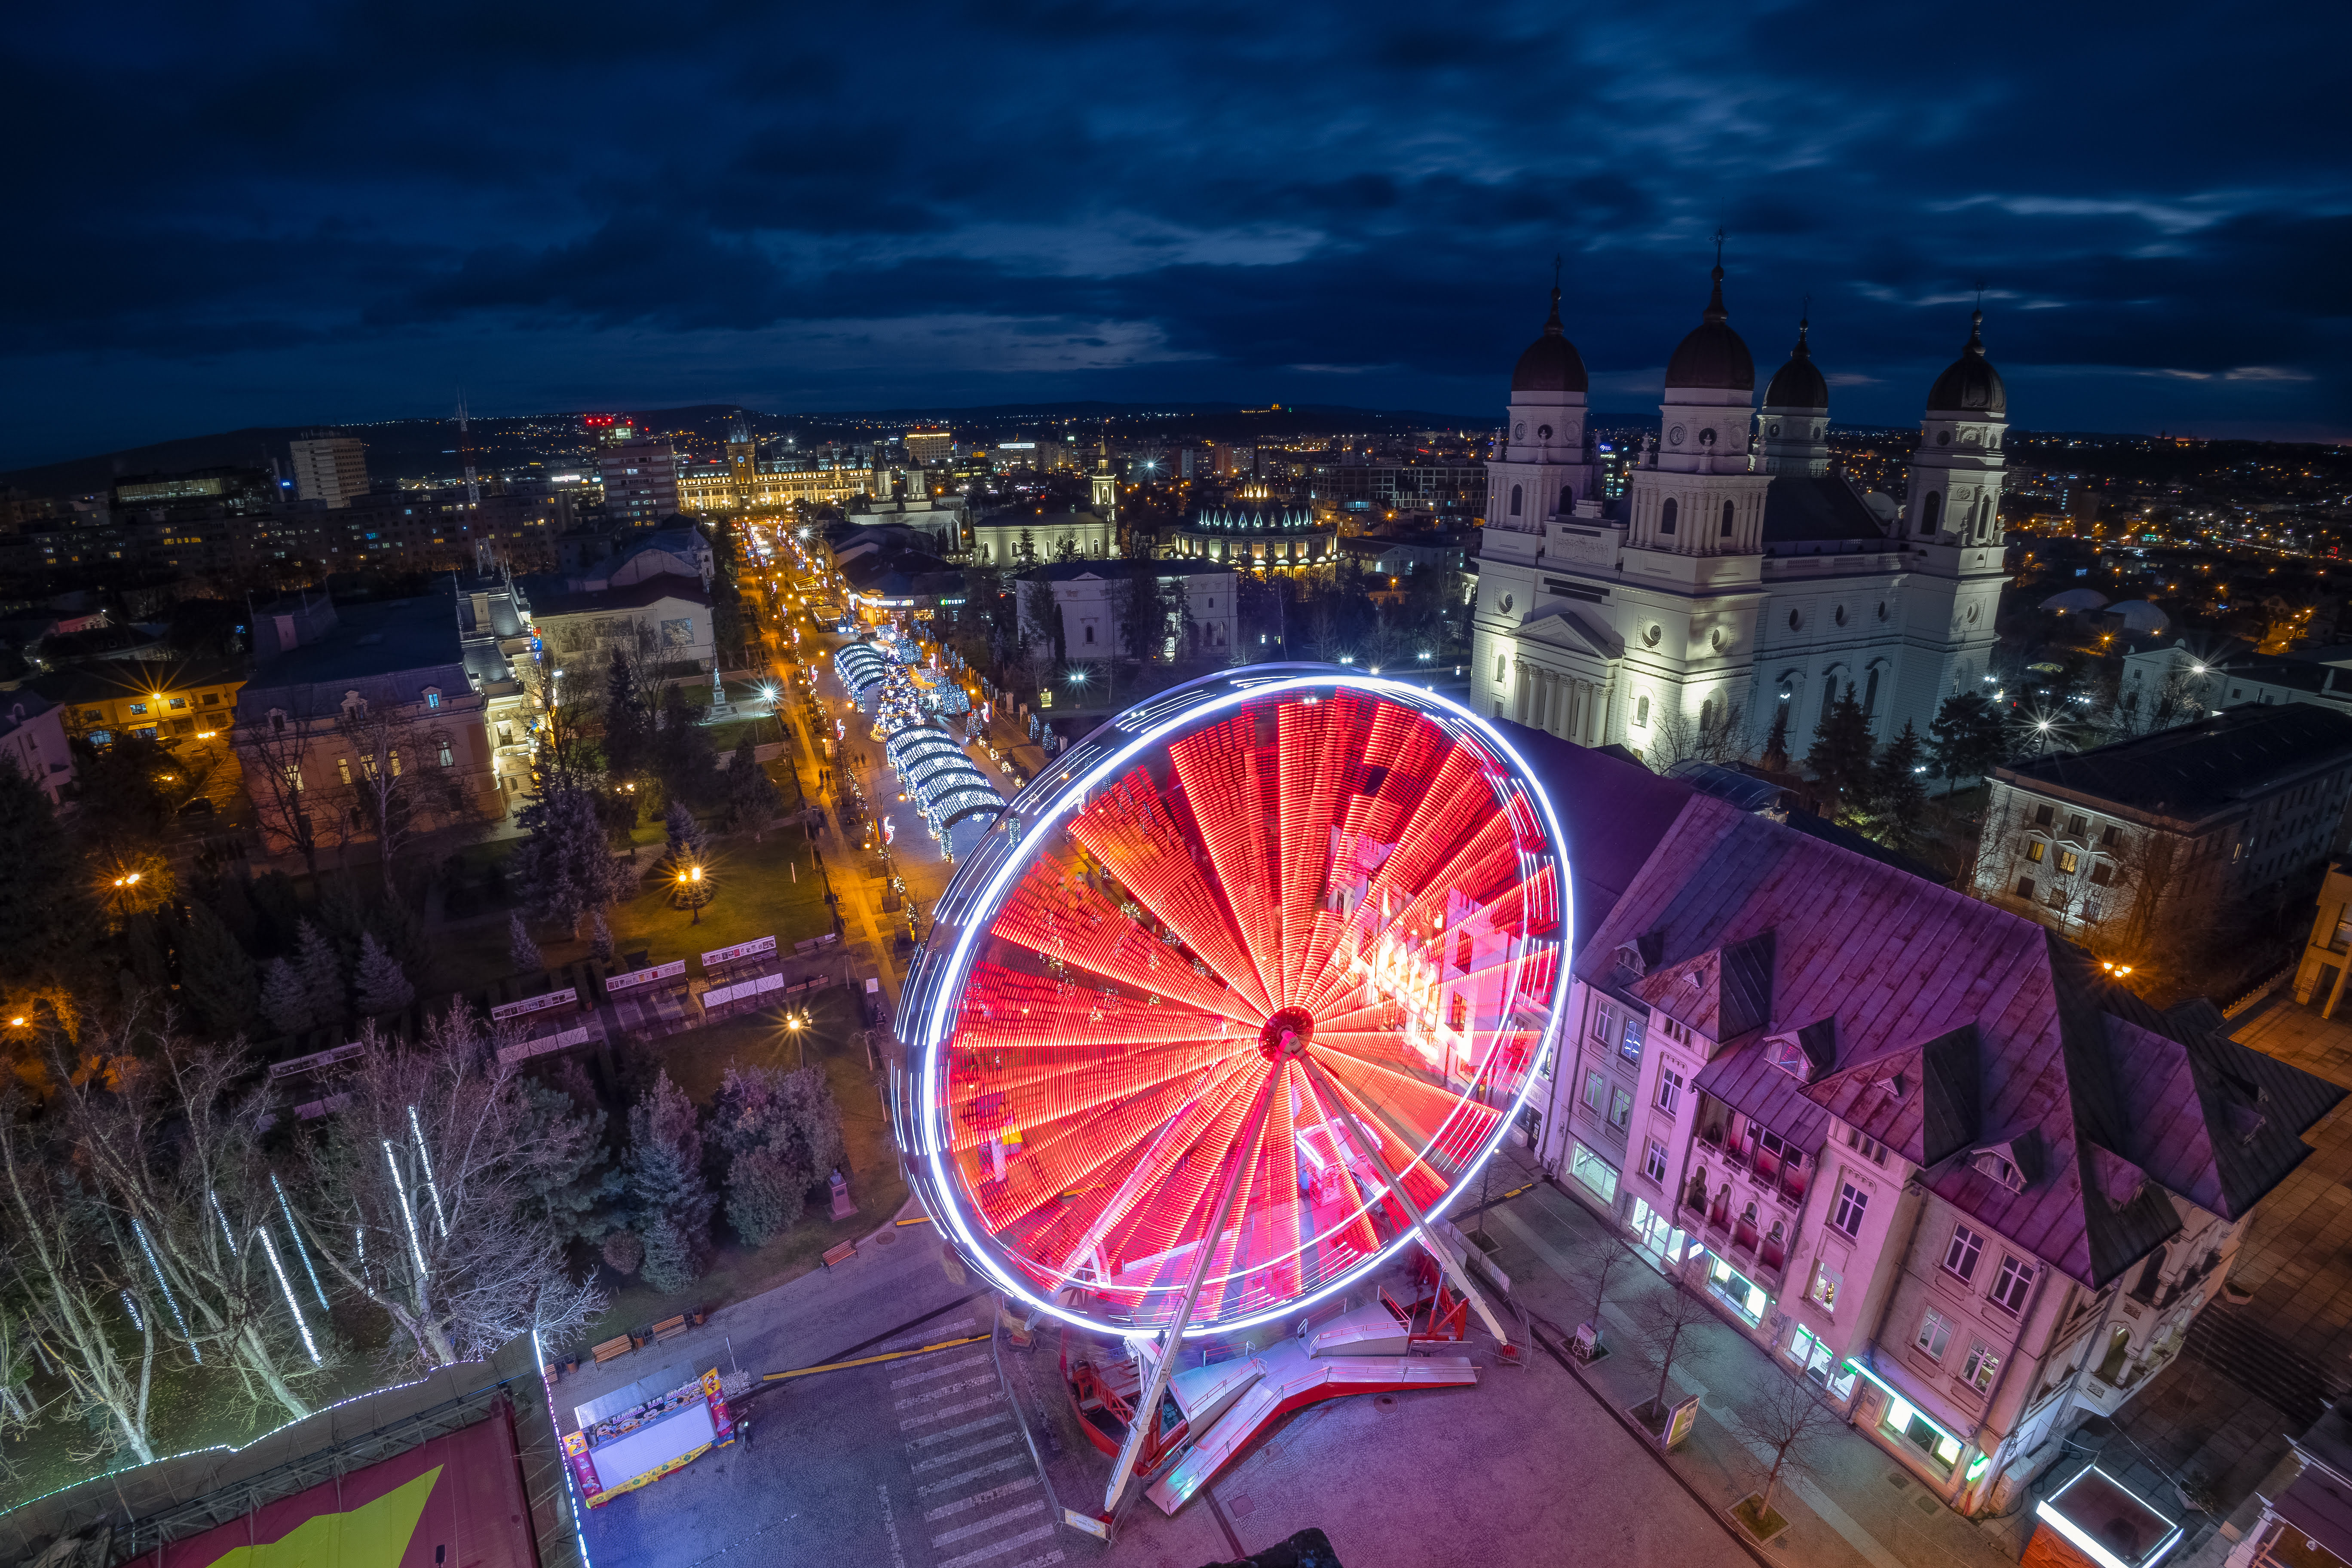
left=491, top=987, right=577, bottom=1021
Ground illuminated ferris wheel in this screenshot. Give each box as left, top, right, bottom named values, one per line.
left=898, top=666, right=1572, bottom=1354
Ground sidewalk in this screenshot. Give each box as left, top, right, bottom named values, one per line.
left=1483, top=1170, right=2026, bottom=1568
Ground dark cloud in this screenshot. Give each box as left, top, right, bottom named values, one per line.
left=1, top=0, right=2346, bottom=464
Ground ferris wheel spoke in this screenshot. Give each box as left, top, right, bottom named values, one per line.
left=1304, top=1047, right=1476, bottom=1211
left=1168, top=715, right=1286, bottom=1008
left=1093, top=1060, right=1271, bottom=1309
left=1272, top=694, right=1375, bottom=1008
left=983, top=1055, right=1257, bottom=1248
left=1069, top=770, right=1275, bottom=1016
left=989, top=863, right=1260, bottom=1020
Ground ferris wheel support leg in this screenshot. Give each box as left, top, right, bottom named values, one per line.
left=1100, top=1068, right=1282, bottom=1519
left=1298, top=1058, right=1517, bottom=1359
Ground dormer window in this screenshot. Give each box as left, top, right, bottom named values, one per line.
left=341, top=689, right=368, bottom=720
left=1971, top=1150, right=2025, bottom=1192
left=423, top=687, right=443, bottom=710
left=1768, top=1036, right=1810, bottom=1081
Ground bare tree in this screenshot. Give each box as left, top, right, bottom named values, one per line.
left=234, top=695, right=348, bottom=876
left=291, top=1009, right=603, bottom=1371
left=0, top=1087, right=157, bottom=1464
left=339, top=704, right=484, bottom=882
left=1634, top=1281, right=1717, bottom=1425
left=1727, top=1372, right=1841, bottom=1531
left=47, top=1019, right=325, bottom=1422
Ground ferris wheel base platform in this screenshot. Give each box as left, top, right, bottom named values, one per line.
left=1147, top=1340, right=1478, bottom=1515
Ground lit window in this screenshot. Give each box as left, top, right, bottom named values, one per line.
left=1644, top=1139, right=1668, bottom=1183
left=129, top=703, right=148, bottom=716
left=1619, top=1013, right=1645, bottom=1064
left=438, top=742, right=454, bottom=767
left=1583, top=1071, right=1606, bottom=1115
left=337, top=757, right=353, bottom=785
left=1961, top=1341, right=2000, bottom=1393
left=1916, top=1308, right=1953, bottom=1360
left=1810, top=1261, right=1841, bottom=1312
left=1945, top=1224, right=1984, bottom=1280
left=1608, top=1087, right=1633, bottom=1131
left=1831, top=1181, right=1868, bottom=1238
left=2024, top=839, right=2045, bottom=863
left=2058, top=849, right=2080, bottom=874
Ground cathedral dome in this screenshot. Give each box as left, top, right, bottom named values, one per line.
left=1511, top=286, right=1590, bottom=393
left=1763, top=319, right=1828, bottom=409
left=1664, top=264, right=1755, bottom=392
left=1926, top=309, right=2006, bottom=414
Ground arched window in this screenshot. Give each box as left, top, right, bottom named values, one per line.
left=1635, top=695, right=1651, bottom=728
left=1559, top=484, right=1574, bottom=516
left=1975, top=497, right=1991, bottom=539
left=1660, top=498, right=1678, bottom=536
left=1721, top=500, right=1736, bottom=538
left=1495, top=655, right=1506, bottom=683
left=1700, top=698, right=1716, bottom=731
left=1509, top=484, right=1523, bottom=517
left=1819, top=677, right=1839, bottom=729
left=1862, top=666, right=1881, bottom=718
left=1920, top=491, right=1942, bottom=535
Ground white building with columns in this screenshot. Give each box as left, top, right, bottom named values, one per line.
left=1471, top=268, right=2012, bottom=761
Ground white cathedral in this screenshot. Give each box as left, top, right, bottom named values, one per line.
left=1469, top=261, right=2012, bottom=762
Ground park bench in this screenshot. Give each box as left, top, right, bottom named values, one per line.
left=822, top=1240, right=857, bottom=1269
left=590, top=1334, right=636, bottom=1366
left=651, top=1314, right=692, bottom=1344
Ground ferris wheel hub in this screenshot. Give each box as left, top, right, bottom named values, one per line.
left=1256, top=1006, right=1317, bottom=1061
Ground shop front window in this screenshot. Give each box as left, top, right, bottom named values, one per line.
left=1878, top=1396, right=1963, bottom=1477
left=1569, top=1142, right=1619, bottom=1204
left=1706, top=1253, right=1767, bottom=1325
left=1786, top=1326, right=1859, bottom=1400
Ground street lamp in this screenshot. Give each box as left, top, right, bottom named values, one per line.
left=676, top=863, right=707, bottom=924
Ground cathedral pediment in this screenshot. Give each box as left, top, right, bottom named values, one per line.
left=1517, top=605, right=1623, bottom=660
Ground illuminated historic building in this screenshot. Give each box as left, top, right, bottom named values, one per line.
left=1471, top=267, right=2011, bottom=760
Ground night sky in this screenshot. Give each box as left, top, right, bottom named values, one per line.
left=5, top=0, right=2344, bottom=468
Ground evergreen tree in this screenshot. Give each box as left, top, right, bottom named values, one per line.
left=638, top=1213, right=697, bottom=1293
left=0, top=760, right=98, bottom=986
left=508, top=910, right=544, bottom=975
left=710, top=1064, right=845, bottom=1247
left=511, top=775, right=632, bottom=931
left=588, top=909, right=614, bottom=964
left=354, top=931, right=415, bottom=1015
left=661, top=801, right=710, bottom=868
left=292, top=919, right=344, bottom=1026
left=371, top=892, right=431, bottom=977
left=260, top=956, right=311, bottom=1037
left=1928, top=692, right=2011, bottom=794
left=249, top=871, right=302, bottom=952
left=625, top=1070, right=712, bottom=1289
left=721, top=736, right=782, bottom=839
left=123, top=910, right=172, bottom=993
left=1871, top=721, right=1930, bottom=850
left=1759, top=702, right=1792, bottom=773
left=519, top=1066, right=623, bottom=1246
left=601, top=1230, right=644, bottom=1275
left=602, top=645, right=650, bottom=779
left=178, top=899, right=260, bottom=1036
left=210, top=874, right=261, bottom=948
left=658, top=684, right=719, bottom=805
left=314, top=877, right=369, bottom=967
left=1803, top=688, right=1876, bottom=816
left=720, top=1147, right=799, bottom=1249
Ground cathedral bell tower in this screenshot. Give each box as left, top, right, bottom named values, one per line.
left=1486, top=274, right=1599, bottom=536
left=1756, top=318, right=1831, bottom=477
left=1902, top=307, right=2011, bottom=700
left=1624, top=251, right=1771, bottom=573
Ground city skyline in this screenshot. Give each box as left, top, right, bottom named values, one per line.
left=3, top=0, right=2346, bottom=469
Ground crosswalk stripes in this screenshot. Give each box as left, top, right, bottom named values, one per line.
left=894, top=1343, right=1063, bottom=1568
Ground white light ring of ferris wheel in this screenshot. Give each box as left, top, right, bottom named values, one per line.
left=910, top=670, right=1574, bottom=1339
